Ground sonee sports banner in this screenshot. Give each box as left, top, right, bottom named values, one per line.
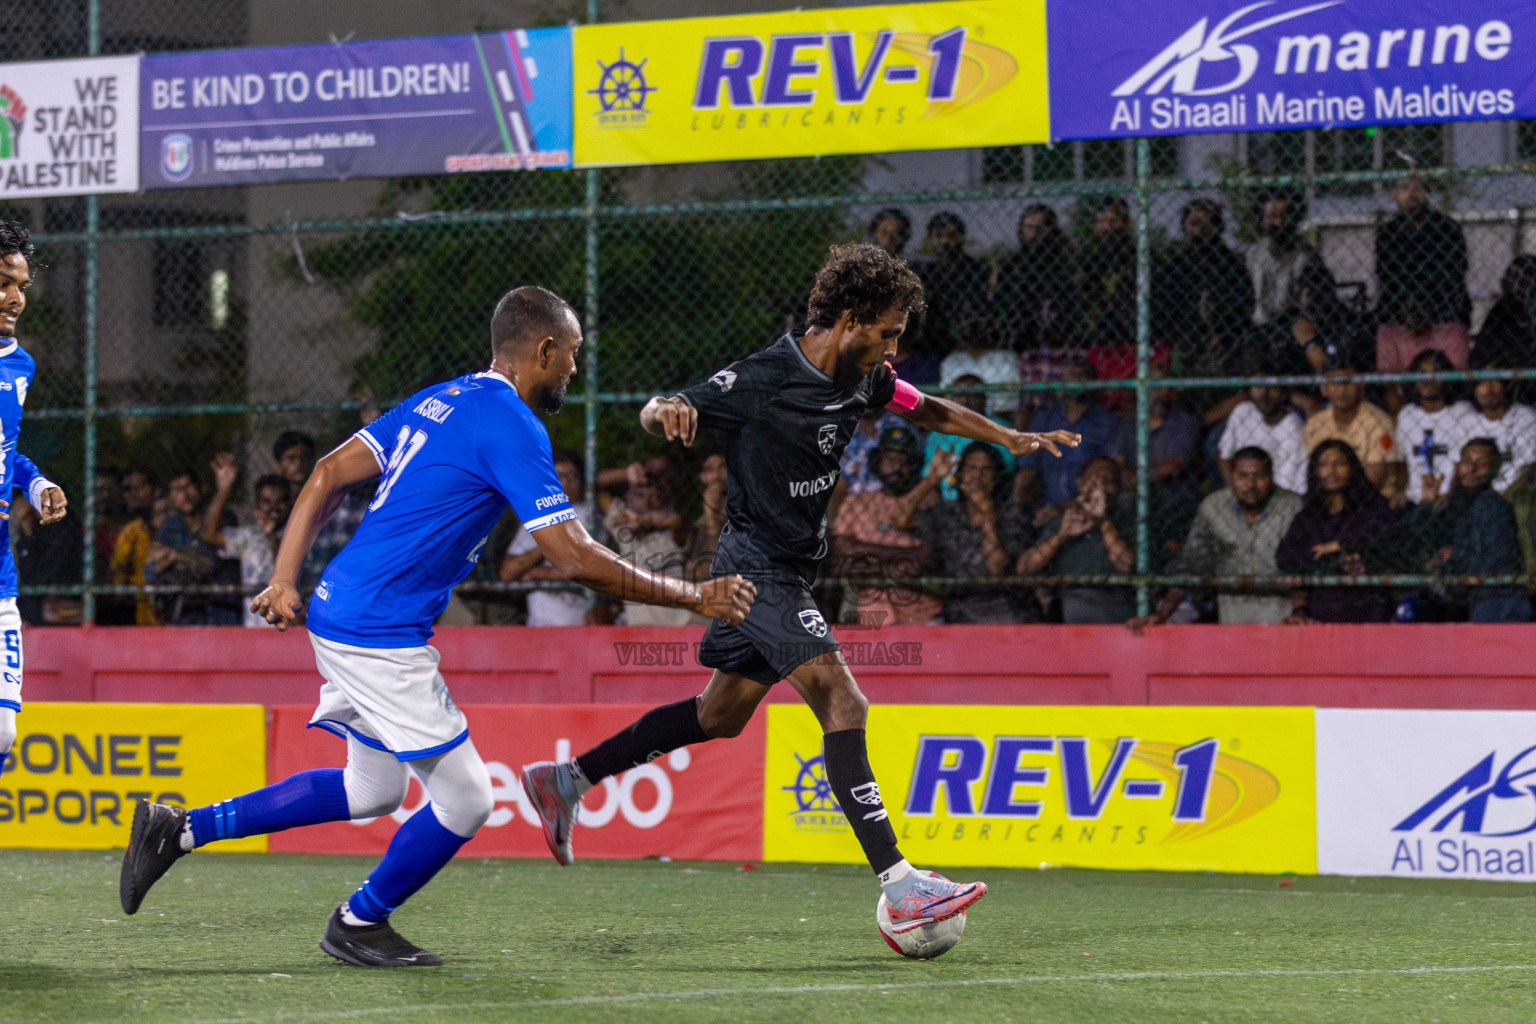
left=572, top=0, right=1049, bottom=167
left=764, top=704, right=1317, bottom=874
left=0, top=703, right=265, bottom=851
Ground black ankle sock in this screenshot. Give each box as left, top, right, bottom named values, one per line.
left=575, top=697, right=709, bottom=784
left=823, top=728, right=903, bottom=875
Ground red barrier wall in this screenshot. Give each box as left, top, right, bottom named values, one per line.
left=268, top=704, right=766, bottom=860
left=19, top=623, right=1536, bottom=709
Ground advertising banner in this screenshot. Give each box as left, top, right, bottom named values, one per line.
left=0, top=703, right=265, bottom=851
left=0, top=55, right=138, bottom=198
left=1317, top=709, right=1536, bottom=881
left=266, top=704, right=764, bottom=860
left=1048, top=0, right=1536, bottom=140
left=572, top=0, right=1048, bottom=167
left=765, top=704, right=1316, bottom=873
left=141, top=30, right=571, bottom=189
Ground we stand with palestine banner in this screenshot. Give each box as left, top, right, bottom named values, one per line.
left=0, top=56, right=138, bottom=198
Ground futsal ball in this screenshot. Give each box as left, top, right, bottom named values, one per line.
left=876, top=873, right=967, bottom=960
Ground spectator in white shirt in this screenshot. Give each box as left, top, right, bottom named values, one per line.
left=1468, top=355, right=1536, bottom=493
left=1218, top=382, right=1307, bottom=494
left=1395, top=348, right=1476, bottom=503
left=500, top=450, right=604, bottom=626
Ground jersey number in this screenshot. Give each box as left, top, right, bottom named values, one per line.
left=370, top=428, right=429, bottom=512
left=4, top=629, right=20, bottom=670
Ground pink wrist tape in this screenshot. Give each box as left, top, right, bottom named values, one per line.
left=886, top=376, right=920, bottom=413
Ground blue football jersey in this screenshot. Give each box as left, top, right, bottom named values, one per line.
left=305, top=370, right=576, bottom=648
left=0, top=341, right=51, bottom=600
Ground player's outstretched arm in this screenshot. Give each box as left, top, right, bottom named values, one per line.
left=897, top=391, right=1081, bottom=459
left=250, top=437, right=381, bottom=630
left=530, top=517, right=755, bottom=624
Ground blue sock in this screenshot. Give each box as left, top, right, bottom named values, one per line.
left=346, top=803, right=470, bottom=924
left=187, top=768, right=350, bottom=847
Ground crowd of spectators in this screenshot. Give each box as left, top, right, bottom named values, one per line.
left=21, top=176, right=1536, bottom=628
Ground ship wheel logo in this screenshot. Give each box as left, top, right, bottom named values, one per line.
left=589, top=48, right=656, bottom=113
left=782, top=753, right=840, bottom=813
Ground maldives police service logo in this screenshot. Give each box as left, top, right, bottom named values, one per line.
left=0, top=85, right=25, bottom=160
left=817, top=423, right=837, bottom=455
left=161, top=133, right=193, bottom=183
left=798, top=608, right=829, bottom=638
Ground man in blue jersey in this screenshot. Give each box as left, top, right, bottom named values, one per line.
left=119, top=285, right=756, bottom=967
left=0, top=222, right=71, bottom=776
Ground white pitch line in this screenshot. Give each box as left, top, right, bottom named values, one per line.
left=192, top=964, right=1536, bottom=1024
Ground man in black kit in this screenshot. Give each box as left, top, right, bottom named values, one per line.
left=523, top=244, right=1079, bottom=935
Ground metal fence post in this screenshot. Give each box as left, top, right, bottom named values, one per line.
left=80, top=0, right=101, bottom=624
left=582, top=0, right=601, bottom=506
left=1133, top=138, right=1152, bottom=618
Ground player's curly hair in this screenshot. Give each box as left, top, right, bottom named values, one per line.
left=0, top=220, right=33, bottom=262
left=805, top=243, right=925, bottom=329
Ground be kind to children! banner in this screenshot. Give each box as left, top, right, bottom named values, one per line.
left=572, top=0, right=1049, bottom=167
left=141, top=30, right=572, bottom=188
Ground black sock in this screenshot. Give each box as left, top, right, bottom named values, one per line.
left=575, top=698, right=709, bottom=784
left=823, top=728, right=902, bottom=875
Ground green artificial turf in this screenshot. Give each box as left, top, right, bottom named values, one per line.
left=2, top=850, right=1536, bottom=1023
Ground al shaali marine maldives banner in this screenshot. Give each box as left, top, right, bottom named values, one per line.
left=140, top=30, right=571, bottom=188
left=0, top=55, right=138, bottom=198
left=1317, top=710, right=1536, bottom=882
left=572, top=0, right=1049, bottom=167
left=1048, top=0, right=1536, bottom=140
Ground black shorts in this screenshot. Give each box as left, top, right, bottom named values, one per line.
left=697, top=577, right=838, bottom=686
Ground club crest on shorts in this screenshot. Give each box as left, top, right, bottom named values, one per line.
left=798, top=609, right=828, bottom=637
left=817, top=423, right=837, bottom=455
left=711, top=368, right=737, bottom=392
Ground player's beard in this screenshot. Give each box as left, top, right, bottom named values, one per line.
left=832, top=349, right=868, bottom=394
left=534, top=380, right=568, bottom=415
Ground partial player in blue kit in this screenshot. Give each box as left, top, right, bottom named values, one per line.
left=118, top=286, right=756, bottom=968
left=0, top=222, right=72, bottom=776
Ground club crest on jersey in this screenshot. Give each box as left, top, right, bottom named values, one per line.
left=817, top=423, right=837, bottom=455
left=710, top=368, right=737, bottom=392
left=798, top=609, right=828, bottom=638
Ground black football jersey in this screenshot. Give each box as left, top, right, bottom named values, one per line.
left=676, top=334, right=901, bottom=583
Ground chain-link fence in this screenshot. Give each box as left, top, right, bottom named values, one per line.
left=6, top=3, right=1536, bottom=629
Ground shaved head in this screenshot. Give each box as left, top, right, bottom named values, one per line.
left=490, top=285, right=579, bottom=357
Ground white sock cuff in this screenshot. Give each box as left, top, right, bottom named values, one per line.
left=879, top=860, right=915, bottom=888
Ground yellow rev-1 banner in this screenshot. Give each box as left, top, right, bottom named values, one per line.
left=0, top=703, right=267, bottom=851
left=573, top=0, right=1048, bottom=166
left=765, top=705, right=1316, bottom=874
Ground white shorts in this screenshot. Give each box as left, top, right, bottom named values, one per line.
left=0, top=598, right=21, bottom=712
left=308, top=633, right=469, bottom=761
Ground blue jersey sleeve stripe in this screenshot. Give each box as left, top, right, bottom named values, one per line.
left=353, top=429, right=386, bottom=469
left=523, top=508, right=578, bottom=532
